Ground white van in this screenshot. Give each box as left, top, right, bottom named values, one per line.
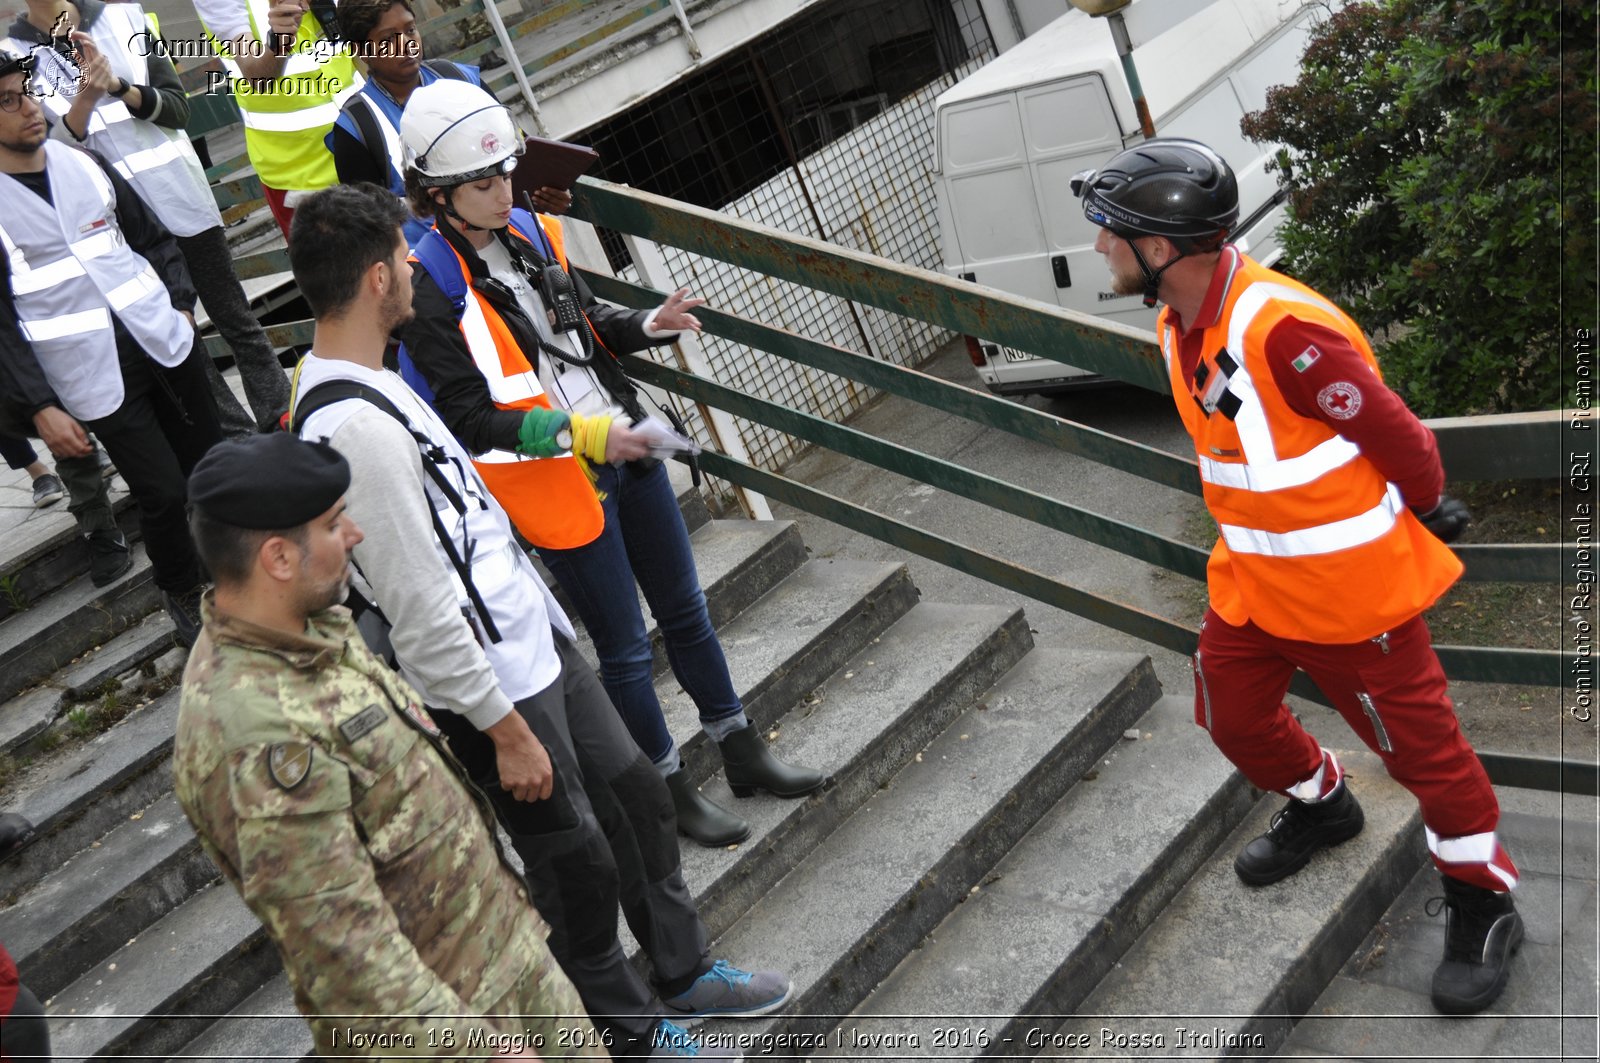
left=932, top=0, right=1335, bottom=395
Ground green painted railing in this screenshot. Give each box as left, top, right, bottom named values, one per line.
left=558, top=178, right=1573, bottom=693
left=222, top=176, right=1579, bottom=787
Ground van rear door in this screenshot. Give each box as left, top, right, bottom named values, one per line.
left=938, top=89, right=1057, bottom=343
left=1017, top=76, right=1147, bottom=331
left=939, top=73, right=1131, bottom=384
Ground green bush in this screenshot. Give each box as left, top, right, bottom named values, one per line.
left=1241, top=0, right=1595, bottom=416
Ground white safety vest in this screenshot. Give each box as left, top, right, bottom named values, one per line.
left=293, top=355, right=575, bottom=704
left=0, top=141, right=193, bottom=421
left=13, top=4, right=221, bottom=238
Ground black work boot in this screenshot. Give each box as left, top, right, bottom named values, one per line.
left=718, top=722, right=825, bottom=799
left=86, top=526, right=132, bottom=587
left=665, top=767, right=750, bottom=847
left=1234, top=781, right=1364, bottom=886
left=1431, top=875, right=1523, bottom=1014
left=162, top=586, right=205, bottom=648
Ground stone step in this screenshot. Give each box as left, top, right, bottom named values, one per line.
left=660, top=558, right=920, bottom=784
left=681, top=519, right=807, bottom=642
left=173, top=970, right=310, bottom=1063
left=1280, top=797, right=1599, bottom=1061
left=45, top=878, right=278, bottom=1063
left=679, top=601, right=1033, bottom=941
left=0, top=690, right=180, bottom=900
left=692, top=648, right=1161, bottom=1050
left=0, top=540, right=160, bottom=705
left=1034, top=747, right=1426, bottom=1059
left=0, top=613, right=177, bottom=760
left=175, top=599, right=1033, bottom=1063
left=0, top=489, right=137, bottom=628
left=1, top=792, right=213, bottom=1001
left=836, top=695, right=1256, bottom=1058
left=54, top=612, right=178, bottom=704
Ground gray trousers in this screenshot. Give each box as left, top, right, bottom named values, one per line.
left=433, top=634, right=709, bottom=1045
left=177, top=226, right=291, bottom=435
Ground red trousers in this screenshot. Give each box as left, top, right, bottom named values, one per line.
left=263, top=185, right=295, bottom=241
left=1193, top=607, right=1517, bottom=891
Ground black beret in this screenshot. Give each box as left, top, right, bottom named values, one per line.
left=188, top=434, right=351, bottom=530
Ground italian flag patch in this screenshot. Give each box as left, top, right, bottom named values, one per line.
left=1292, top=345, right=1322, bottom=372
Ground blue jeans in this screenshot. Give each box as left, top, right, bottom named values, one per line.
left=538, top=460, right=744, bottom=766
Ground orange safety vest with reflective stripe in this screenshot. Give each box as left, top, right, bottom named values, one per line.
left=1161, top=254, right=1461, bottom=643
left=424, top=215, right=605, bottom=550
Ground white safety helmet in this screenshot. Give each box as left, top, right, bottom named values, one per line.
left=401, top=79, right=522, bottom=185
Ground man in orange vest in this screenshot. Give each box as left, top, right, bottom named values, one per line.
left=1075, top=138, right=1520, bottom=1015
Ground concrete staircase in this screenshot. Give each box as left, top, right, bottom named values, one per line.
left=0, top=480, right=1592, bottom=1061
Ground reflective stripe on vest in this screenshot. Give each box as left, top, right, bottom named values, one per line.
left=200, top=1, right=359, bottom=189
left=1163, top=253, right=1460, bottom=642
left=1219, top=483, right=1404, bottom=558
left=0, top=142, right=192, bottom=420
left=347, top=92, right=405, bottom=191
left=16, top=4, right=220, bottom=238
left=416, top=224, right=605, bottom=549
left=1169, top=267, right=1391, bottom=555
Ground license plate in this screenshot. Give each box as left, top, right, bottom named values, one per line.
left=1002, top=346, right=1037, bottom=363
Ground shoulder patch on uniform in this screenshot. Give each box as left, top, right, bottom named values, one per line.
left=267, top=742, right=313, bottom=790
left=1292, top=345, right=1322, bottom=372
left=1317, top=381, right=1363, bottom=420
left=338, top=703, right=388, bottom=744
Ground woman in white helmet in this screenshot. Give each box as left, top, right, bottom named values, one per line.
left=395, top=81, right=825, bottom=846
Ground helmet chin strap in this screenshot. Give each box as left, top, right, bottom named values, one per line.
left=1126, top=237, right=1184, bottom=308
left=442, top=186, right=489, bottom=233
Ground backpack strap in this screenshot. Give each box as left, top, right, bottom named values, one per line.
left=409, top=227, right=470, bottom=313
left=396, top=229, right=473, bottom=404
left=508, top=207, right=557, bottom=263
left=290, top=379, right=503, bottom=644
left=343, top=94, right=391, bottom=187
left=422, top=58, right=469, bottom=82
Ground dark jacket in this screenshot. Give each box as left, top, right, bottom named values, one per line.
left=396, top=218, right=671, bottom=456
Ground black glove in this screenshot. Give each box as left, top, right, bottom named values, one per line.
left=1416, top=494, right=1471, bottom=543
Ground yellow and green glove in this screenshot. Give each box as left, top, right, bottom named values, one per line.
left=516, top=407, right=573, bottom=458
left=567, top=412, right=615, bottom=464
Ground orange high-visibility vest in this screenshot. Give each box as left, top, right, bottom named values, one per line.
left=428, top=214, right=604, bottom=550
left=1161, top=254, right=1461, bottom=643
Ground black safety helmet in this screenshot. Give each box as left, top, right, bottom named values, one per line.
left=1072, top=138, right=1239, bottom=307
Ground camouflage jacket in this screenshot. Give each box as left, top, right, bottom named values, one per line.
left=174, top=594, right=554, bottom=1056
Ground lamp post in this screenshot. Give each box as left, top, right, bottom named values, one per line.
left=1069, top=0, right=1156, bottom=137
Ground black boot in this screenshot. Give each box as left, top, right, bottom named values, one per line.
left=0, top=812, right=36, bottom=863
left=86, top=526, right=132, bottom=587
left=162, top=586, right=205, bottom=648
left=1233, top=781, right=1364, bottom=886
left=1431, top=875, right=1523, bottom=1014
left=718, top=723, right=824, bottom=799
left=665, top=767, right=749, bottom=847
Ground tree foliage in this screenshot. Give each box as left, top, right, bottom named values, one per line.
left=1241, top=0, right=1595, bottom=416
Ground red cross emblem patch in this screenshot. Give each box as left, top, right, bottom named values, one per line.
left=1317, top=381, right=1363, bottom=420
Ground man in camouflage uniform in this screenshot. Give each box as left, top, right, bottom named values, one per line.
left=174, top=431, right=605, bottom=1060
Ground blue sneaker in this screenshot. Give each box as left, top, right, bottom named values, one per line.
left=649, top=1019, right=743, bottom=1060
left=660, top=959, right=792, bottom=1025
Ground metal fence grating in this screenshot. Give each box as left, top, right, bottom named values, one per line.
left=573, top=0, right=995, bottom=477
